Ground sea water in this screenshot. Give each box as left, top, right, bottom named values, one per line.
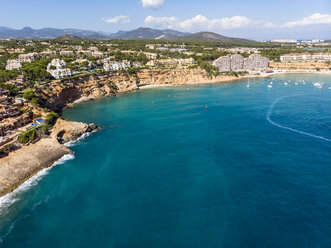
left=0, top=74, right=330, bottom=248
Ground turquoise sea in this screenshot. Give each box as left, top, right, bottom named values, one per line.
left=0, top=74, right=330, bottom=247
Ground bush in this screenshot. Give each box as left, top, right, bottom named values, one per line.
left=23, top=89, right=36, bottom=101
left=45, top=111, right=60, bottom=126
left=18, top=127, right=38, bottom=144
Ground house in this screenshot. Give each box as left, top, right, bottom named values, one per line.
left=41, top=50, right=57, bottom=57
left=144, top=52, right=158, bottom=60
left=6, top=60, right=22, bottom=70
left=280, top=53, right=312, bottom=62
left=60, top=50, right=74, bottom=56
left=148, top=58, right=196, bottom=67
left=47, top=59, right=71, bottom=79
left=103, top=60, right=131, bottom=71
left=18, top=52, right=39, bottom=62
left=92, top=51, right=104, bottom=58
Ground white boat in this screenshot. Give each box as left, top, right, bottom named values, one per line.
left=313, top=82, right=323, bottom=89
left=284, top=82, right=288, bottom=85
left=246, top=84, right=250, bottom=88
left=267, top=85, right=273, bottom=88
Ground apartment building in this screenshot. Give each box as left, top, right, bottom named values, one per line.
left=213, top=54, right=269, bottom=72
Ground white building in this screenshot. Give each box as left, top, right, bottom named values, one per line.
left=103, top=60, right=130, bottom=71
left=213, top=54, right=269, bottom=72
left=5, top=60, right=22, bottom=70
left=60, top=50, right=74, bottom=56
left=47, top=59, right=71, bottom=79
left=18, top=52, right=39, bottom=62
left=280, top=53, right=312, bottom=62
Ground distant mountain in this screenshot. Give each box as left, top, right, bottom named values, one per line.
left=111, top=27, right=190, bottom=40
left=0, top=26, right=255, bottom=42
left=0, top=26, right=14, bottom=32
left=0, top=26, right=107, bottom=39
left=182, top=32, right=253, bottom=42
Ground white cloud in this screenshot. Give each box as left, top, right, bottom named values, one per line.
left=103, top=15, right=130, bottom=24
left=141, top=0, right=165, bottom=9
left=144, top=15, right=274, bottom=31
left=282, top=13, right=331, bottom=28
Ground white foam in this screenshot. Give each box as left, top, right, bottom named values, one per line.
left=0, top=131, right=95, bottom=211
left=64, top=132, right=92, bottom=147
left=266, top=95, right=331, bottom=142
left=0, top=154, right=75, bottom=213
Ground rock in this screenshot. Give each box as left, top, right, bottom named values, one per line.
left=0, top=138, right=72, bottom=197
left=50, top=119, right=97, bottom=144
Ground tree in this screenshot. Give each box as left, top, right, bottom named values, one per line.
left=45, top=111, right=60, bottom=126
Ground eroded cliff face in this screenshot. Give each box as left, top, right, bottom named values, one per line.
left=37, top=68, right=242, bottom=111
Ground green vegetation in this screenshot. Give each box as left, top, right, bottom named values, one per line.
left=21, top=58, right=52, bottom=82
left=197, top=59, right=219, bottom=77
left=23, top=89, right=40, bottom=105
left=260, top=48, right=306, bottom=61
left=18, top=126, right=38, bottom=144
left=45, top=111, right=60, bottom=126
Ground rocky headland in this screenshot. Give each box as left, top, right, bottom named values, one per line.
left=0, top=119, right=98, bottom=197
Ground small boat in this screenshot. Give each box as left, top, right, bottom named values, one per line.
left=313, top=82, right=323, bottom=89
left=246, top=84, right=250, bottom=88
left=284, top=82, right=288, bottom=85
left=267, top=85, right=273, bottom=88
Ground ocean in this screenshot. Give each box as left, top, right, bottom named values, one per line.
left=0, top=74, right=330, bottom=247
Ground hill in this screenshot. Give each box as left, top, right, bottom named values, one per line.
left=0, top=27, right=107, bottom=39
left=182, top=32, right=253, bottom=42
left=111, top=27, right=189, bottom=40
left=0, top=26, right=255, bottom=42
left=55, top=34, right=83, bottom=41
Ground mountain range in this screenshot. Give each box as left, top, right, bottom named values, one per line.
left=0, top=26, right=254, bottom=42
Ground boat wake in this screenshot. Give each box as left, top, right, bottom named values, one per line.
left=0, top=154, right=75, bottom=214
left=266, top=95, right=331, bottom=142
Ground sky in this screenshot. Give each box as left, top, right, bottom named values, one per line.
left=1, top=0, right=331, bottom=40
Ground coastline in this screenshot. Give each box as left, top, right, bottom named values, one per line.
left=0, top=119, right=98, bottom=199
left=0, top=69, right=330, bottom=202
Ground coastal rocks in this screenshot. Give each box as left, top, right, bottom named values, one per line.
left=0, top=138, right=72, bottom=197
left=0, top=119, right=99, bottom=197
left=51, top=119, right=99, bottom=144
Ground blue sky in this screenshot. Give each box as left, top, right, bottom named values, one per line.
left=1, top=0, right=330, bottom=39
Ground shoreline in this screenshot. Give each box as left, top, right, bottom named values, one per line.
left=0, top=70, right=330, bottom=203
left=0, top=119, right=98, bottom=199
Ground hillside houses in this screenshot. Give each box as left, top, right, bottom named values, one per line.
left=0, top=89, right=33, bottom=137
left=103, top=59, right=130, bottom=71
left=280, top=53, right=331, bottom=62
left=213, top=54, right=269, bottom=72
left=60, top=50, right=74, bottom=56
left=47, top=59, right=71, bottom=79
left=147, top=58, right=196, bottom=68
left=18, top=52, right=39, bottom=62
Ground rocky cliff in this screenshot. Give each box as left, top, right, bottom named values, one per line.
left=36, top=69, right=250, bottom=111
